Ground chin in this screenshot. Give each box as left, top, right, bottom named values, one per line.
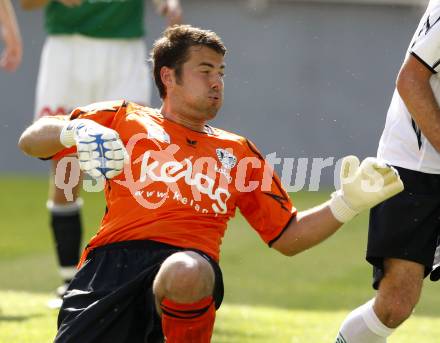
left=205, top=108, right=219, bottom=120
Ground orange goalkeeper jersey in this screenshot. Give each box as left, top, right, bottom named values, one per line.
left=54, top=100, right=296, bottom=264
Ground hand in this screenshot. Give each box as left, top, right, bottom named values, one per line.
left=0, top=0, right=22, bottom=72
left=60, top=119, right=128, bottom=179
left=154, top=0, right=182, bottom=26
left=0, top=26, right=22, bottom=71
left=330, top=156, right=404, bottom=223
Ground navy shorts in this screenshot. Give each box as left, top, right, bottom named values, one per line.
left=55, top=240, right=224, bottom=343
left=367, top=166, right=440, bottom=289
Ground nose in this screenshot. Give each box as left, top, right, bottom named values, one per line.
left=211, top=75, right=223, bottom=90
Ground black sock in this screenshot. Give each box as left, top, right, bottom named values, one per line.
left=50, top=210, right=83, bottom=272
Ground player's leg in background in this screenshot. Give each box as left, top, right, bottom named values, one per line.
left=153, top=251, right=217, bottom=343
left=48, top=158, right=83, bottom=298
left=335, top=258, right=424, bottom=343
left=33, top=35, right=92, bottom=306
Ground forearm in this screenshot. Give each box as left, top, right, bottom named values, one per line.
left=271, top=157, right=402, bottom=257
left=271, top=202, right=342, bottom=256
left=401, top=85, right=440, bottom=151
left=0, top=1, right=20, bottom=38
left=18, top=117, right=66, bottom=158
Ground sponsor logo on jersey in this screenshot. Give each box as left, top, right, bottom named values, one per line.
left=147, top=125, right=170, bottom=144
left=186, top=138, right=197, bottom=147
left=216, top=148, right=237, bottom=169
left=117, top=133, right=231, bottom=214
left=138, top=149, right=230, bottom=214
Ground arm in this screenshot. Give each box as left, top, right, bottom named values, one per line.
left=271, top=202, right=341, bottom=256
left=0, top=0, right=22, bottom=72
left=271, top=156, right=403, bottom=256
left=18, top=117, right=66, bottom=158
left=153, top=0, right=182, bottom=26
left=396, top=54, right=440, bottom=153
left=19, top=117, right=128, bottom=178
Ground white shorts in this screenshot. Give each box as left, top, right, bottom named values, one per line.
left=34, top=34, right=151, bottom=120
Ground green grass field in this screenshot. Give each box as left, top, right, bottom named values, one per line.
left=1, top=175, right=439, bottom=342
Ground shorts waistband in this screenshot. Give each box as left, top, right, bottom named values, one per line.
left=394, top=166, right=440, bottom=193
left=87, top=240, right=184, bottom=258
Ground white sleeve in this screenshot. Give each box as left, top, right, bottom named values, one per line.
left=410, top=5, right=440, bottom=73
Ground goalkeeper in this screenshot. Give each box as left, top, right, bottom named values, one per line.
left=19, top=25, right=403, bottom=343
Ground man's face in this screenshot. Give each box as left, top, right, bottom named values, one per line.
left=169, top=46, right=225, bottom=121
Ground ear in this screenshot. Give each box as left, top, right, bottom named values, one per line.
left=160, top=66, right=175, bottom=92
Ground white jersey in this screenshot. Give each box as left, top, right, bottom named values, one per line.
left=378, top=0, right=440, bottom=174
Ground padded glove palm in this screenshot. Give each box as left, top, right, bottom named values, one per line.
left=330, top=156, right=404, bottom=223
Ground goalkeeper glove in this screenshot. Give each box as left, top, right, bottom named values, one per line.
left=330, top=156, right=404, bottom=223
left=60, top=119, right=128, bottom=179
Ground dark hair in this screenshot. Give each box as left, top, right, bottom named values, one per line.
left=150, top=25, right=227, bottom=99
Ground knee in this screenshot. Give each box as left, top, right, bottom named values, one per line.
left=153, top=251, right=215, bottom=304
left=375, top=291, right=418, bottom=328
left=375, top=259, right=424, bottom=328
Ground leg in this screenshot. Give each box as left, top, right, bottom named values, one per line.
left=335, top=258, right=424, bottom=343
left=48, top=158, right=83, bottom=293
left=335, top=167, right=440, bottom=342
left=374, top=258, right=424, bottom=327
left=153, top=251, right=216, bottom=343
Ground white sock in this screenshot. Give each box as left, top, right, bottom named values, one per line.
left=47, top=198, right=83, bottom=214
left=335, top=299, right=394, bottom=343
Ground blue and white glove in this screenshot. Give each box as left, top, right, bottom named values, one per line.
left=60, top=119, right=128, bottom=179
left=330, top=156, right=404, bottom=223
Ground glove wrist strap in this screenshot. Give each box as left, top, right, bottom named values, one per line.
left=60, top=120, right=79, bottom=148
left=329, top=190, right=359, bottom=223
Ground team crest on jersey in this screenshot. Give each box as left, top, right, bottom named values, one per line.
left=147, top=125, right=170, bottom=144
left=216, top=149, right=237, bottom=169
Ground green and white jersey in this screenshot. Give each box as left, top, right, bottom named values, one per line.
left=45, top=0, right=144, bottom=38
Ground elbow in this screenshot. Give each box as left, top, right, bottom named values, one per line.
left=396, top=63, right=428, bottom=100
left=272, top=242, right=301, bottom=257
left=18, top=128, right=44, bottom=157
left=396, top=70, right=412, bottom=100
left=278, top=249, right=298, bottom=257
left=18, top=131, right=32, bottom=155
left=280, top=247, right=302, bottom=257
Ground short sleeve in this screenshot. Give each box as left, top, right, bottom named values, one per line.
left=236, top=140, right=296, bottom=246
left=51, top=100, right=126, bottom=160
left=410, top=5, right=440, bottom=73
